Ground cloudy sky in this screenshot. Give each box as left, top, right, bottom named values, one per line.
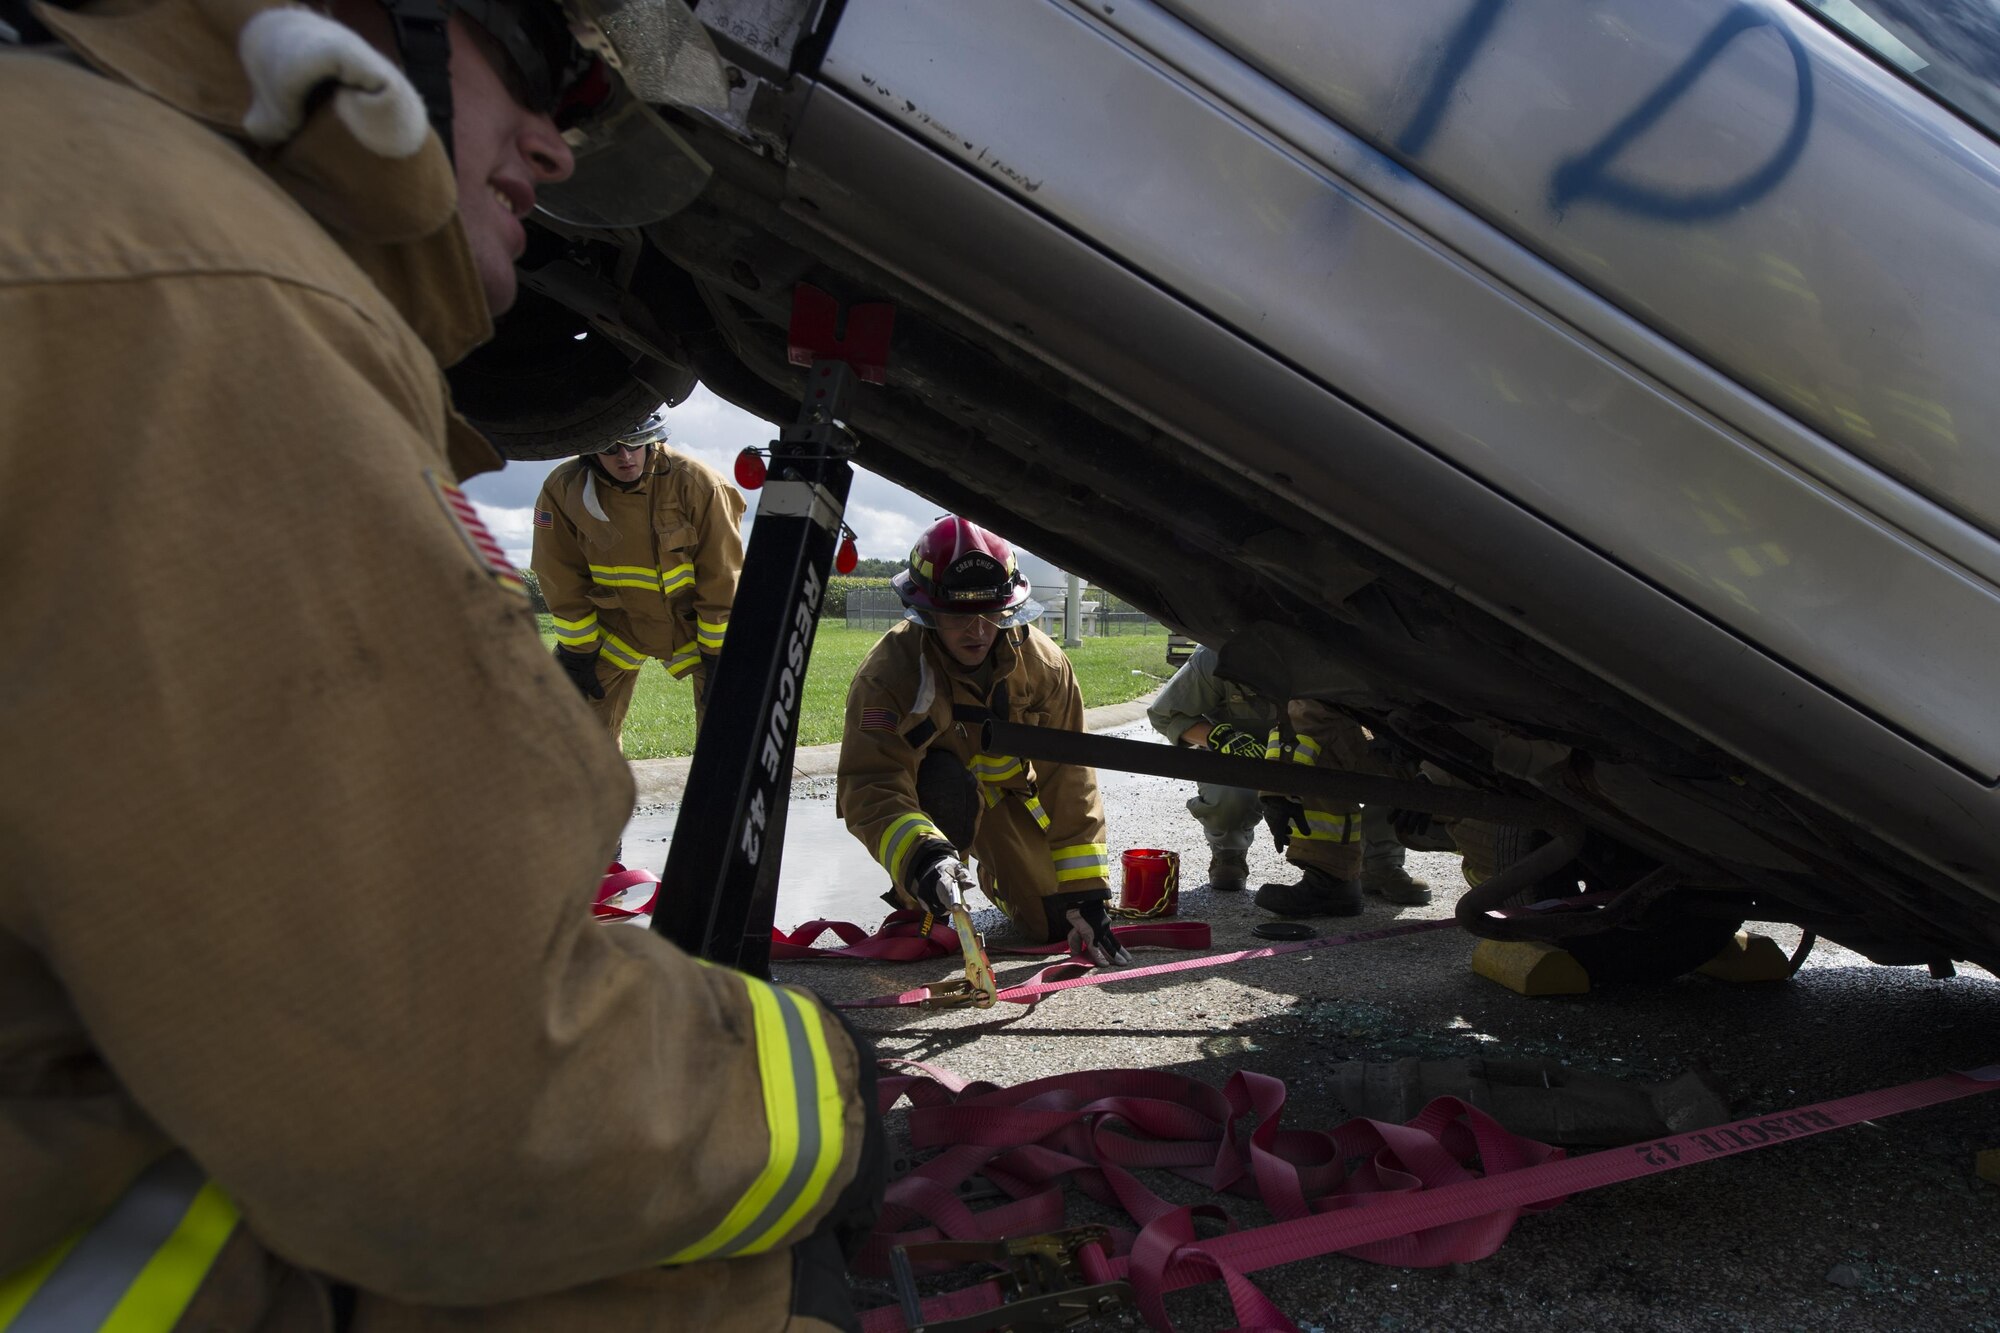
left=463, top=384, right=956, bottom=568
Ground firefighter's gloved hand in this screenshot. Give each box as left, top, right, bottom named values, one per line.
left=1261, top=795, right=1309, bottom=853
left=909, top=848, right=975, bottom=914
left=1388, top=808, right=1435, bottom=842
left=554, top=646, right=605, bottom=700
left=1204, top=722, right=1267, bottom=761
left=1064, top=901, right=1132, bottom=967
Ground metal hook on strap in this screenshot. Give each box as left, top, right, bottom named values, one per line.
left=890, top=1226, right=1132, bottom=1331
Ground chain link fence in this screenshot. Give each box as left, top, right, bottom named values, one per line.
left=844, top=586, right=911, bottom=632
left=844, top=586, right=1161, bottom=636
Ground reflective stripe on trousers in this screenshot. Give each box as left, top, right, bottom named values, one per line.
left=1050, top=841, right=1108, bottom=883
left=0, top=1155, right=238, bottom=1333
left=1295, top=809, right=1362, bottom=843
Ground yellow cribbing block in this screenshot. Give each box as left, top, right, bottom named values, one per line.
left=1977, top=1149, right=2000, bottom=1187
left=1697, top=931, right=1794, bottom=983
left=1471, top=939, right=1590, bottom=996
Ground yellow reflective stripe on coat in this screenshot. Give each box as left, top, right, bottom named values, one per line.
left=1050, top=841, right=1109, bottom=882
left=876, top=812, right=942, bottom=882
left=695, top=618, right=728, bottom=651
left=663, top=976, right=845, bottom=1263
left=0, top=1154, right=239, bottom=1333
left=588, top=563, right=664, bottom=591
left=1020, top=794, right=1052, bottom=831
left=1295, top=808, right=1361, bottom=843
left=665, top=646, right=702, bottom=679
left=1291, top=735, right=1322, bottom=765
left=550, top=612, right=601, bottom=648
left=600, top=630, right=647, bottom=671
left=659, top=562, right=696, bottom=597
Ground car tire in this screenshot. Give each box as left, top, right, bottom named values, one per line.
left=1451, top=818, right=1541, bottom=888
left=446, top=288, right=662, bottom=461
left=1458, top=822, right=1743, bottom=984
left=1563, top=915, right=1746, bottom=986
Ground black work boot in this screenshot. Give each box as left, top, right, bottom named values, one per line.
left=1254, top=865, right=1363, bottom=917
left=1204, top=847, right=1249, bottom=893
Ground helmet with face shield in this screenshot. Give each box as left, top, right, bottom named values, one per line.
left=894, top=517, right=1043, bottom=631
left=375, top=0, right=726, bottom=227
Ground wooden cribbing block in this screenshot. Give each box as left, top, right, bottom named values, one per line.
left=1697, top=931, right=1794, bottom=983
left=1471, top=939, right=1590, bottom=996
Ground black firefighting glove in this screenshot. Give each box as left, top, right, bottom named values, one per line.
left=1063, top=899, right=1132, bottom=967
left=1389, top=808, right=1436, bottom=842
left=1261, top=795, right=1310, bottom=854
left=553, top=646, right=605, bottom=700
left=1203, top=722, right=1267, bottom=760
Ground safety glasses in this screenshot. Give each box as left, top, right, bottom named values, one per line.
left=934, top=611, right=1014, bottom=631
left=597, top=440, right=651, bottom=456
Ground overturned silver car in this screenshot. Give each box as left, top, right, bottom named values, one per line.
left=453, top=0, right=2000, bottom=977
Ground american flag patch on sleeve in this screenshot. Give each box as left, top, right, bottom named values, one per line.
left=860, top=707, right=899, bottom=732
left=534, top=509, right=554, bottom=529
left=424, top=471, right=526, bottom=599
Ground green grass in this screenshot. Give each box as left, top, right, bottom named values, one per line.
left=537, top=618, right=1172, bottom=759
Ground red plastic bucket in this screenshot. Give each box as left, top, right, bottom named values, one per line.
left=1118, top=848, right=1180, bottom=917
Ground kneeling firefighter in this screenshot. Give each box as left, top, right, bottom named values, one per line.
left=837, top=518, right=1131, bottom=965
left=1, top=2, right=879, bottom=1329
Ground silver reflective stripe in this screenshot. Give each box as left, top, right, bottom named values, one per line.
left=713, top=993, right=824, bottom=1256
left=1052, top=853, right=1104, bottom=872
left=1304, top=813, right=1359, bottom=840
left=9, top=1156, right=206, bottom=1332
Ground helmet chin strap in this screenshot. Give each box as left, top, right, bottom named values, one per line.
left=379, top=0, right=456, bottom=165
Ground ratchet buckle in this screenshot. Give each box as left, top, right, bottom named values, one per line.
left=889, top=1225, right=1132, bottom=1331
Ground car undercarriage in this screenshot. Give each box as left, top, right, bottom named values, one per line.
left=449, top=2, right=2000, bottom=980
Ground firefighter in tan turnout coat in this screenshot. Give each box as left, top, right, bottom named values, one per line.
left=533, top=410, right=746, bottom=744
left=838, top=518, right=1131, bottom=963
left=0, top=3, right=876, bottom=1330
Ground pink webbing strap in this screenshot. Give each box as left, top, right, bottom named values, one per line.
left=859, top=1062, right=2000, bottom=1333
left=773, top=910, right=1211, bottom=963
left=832, top=918, right=1457, bottom=1009
left=591, top=866, right=660, bottom=922
left=856, top=1065, right=1560, bottom=1332
left=771, top=913, right=962, bottom=962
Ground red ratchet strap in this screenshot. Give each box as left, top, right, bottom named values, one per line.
left=592, top=865, right=660, bottom=922
left=772, top=908, right=1210, bottom=963
left=858, top=1061, right=2000, bottom=1333
left=790, top=914, right=1456, bottom=1009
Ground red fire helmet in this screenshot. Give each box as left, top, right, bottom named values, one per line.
left=893, top=516, right=1042, bottom=629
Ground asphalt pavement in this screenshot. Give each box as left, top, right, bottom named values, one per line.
left=626, top=718, right=2000, bottom=1332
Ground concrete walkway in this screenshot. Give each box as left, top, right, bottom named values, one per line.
left=629, top=693, right=1161, bottom=805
